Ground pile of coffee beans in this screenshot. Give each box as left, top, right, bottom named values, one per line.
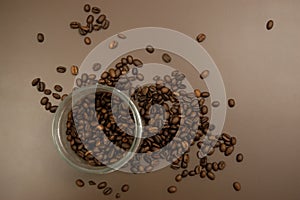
left=70, top=4, right=110, bottom=45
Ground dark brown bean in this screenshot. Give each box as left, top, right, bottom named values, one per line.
left=70, top=22, right=80, bottom=29
left=207, top=172, right=215, bottom=180
left=31, top=78, right=40, bottom=86
left=44, top=89, right=51, bottom=95
left=219, top=143, right=226, bottom=152
left=52, top=93, right=61, bottom=100
left=84, top=4, right=90, bottom=12
left=200, top=92, right=210, bottom=98
left=88, top=180, right=96, bottom=185
left=102, top=20, right=110, bottom=29
left=75, top=179, right=84, bottom=187
left=231, top=137, right=237, bottom=145
left=121, top=184, right=129, bottom=192
left=188, top=170, right=196, bottom=176
left=200, top=170, right=206, bottom=178
left=93, top=24, right=101, bottom=31
left=45, top=102, right=51, bottom=110
left=115, top=193, right=121, bottom=199
left=37, top=82, right=45, bottom=92
left=236, top=153, right=244, bottom=162
left=181, top=170, right=189, bottom=178
left=61, top=94, right=68, bottom=101
left=71, top=65, right=79, bottom=75
left=233, top=182, right=241, bottom=191
left=97, top=181, right=107, bottom=189
left=40, top=97, right=49, bottom=105
left=218, top=161, right=226, bottom=170
left=228, top=98, right=235, bottom=108
left=92, top=6, right=101, bottom=14
left=167, top=186, right=177, bottom=193
left=175, top=174, right=182, bottom=182
left=225, top=146, right=234, bottom=156
left=54, top=85, right=63, bottom=92
left=103, top=187, right=112, bottom=195
left=146, top=45, right=154, bottom=54
left=266, top=20, right=274, bottom=30
left=96, top=14, right=106, bottom=24
left=162, top=53, right=171, bottom=63
left=56, top=66, right=66, bottom=73
left=196, top=33, right=206, bottom=43
left=212, top=162, right=218, bottom=171
left=87, top=15, right=94, bottom=24
left=49, top=105, right=58, bottom=113
left=133, top=59, right=143, bottom=67
left=37, top=33, right=44, bottom=43
left=79, top=27, right=87, bottom=36
left=84, top=37, right=91, bottom=45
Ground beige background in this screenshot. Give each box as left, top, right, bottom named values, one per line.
left=1, top=0, right=300, bottom=199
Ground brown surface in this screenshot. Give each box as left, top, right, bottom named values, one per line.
left=1, top=0, right=300, bottom=199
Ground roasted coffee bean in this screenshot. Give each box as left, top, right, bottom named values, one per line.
left=109, top=40, right=118, bottom=49
left=103, top=187, right=112, bottom=195
left=189, top=170, right=196, bottom=176
left=167, top=186, right=177, bottom=193
left=61, top=94, right=68, bottom=101
left=133, top=59, right=143, bottom=67
left=146, top=45, right=154, bottom=54
left=121, top=184, right=129, bottom=192
left=75, top=179, right=84, bottom=187
left=37, top=82, right=45, bottom=92
left=102, top=20, right=110, bottom=29
left=200, top=105, right=208, bottom=115
left=181, top=170, right=189, bottom=177
left=50, top=105, right=58, bottom=113
left=31, top=78, right=40, bottom=86
left=96, top=14, right=106, bottom=24
left=70, top=21, right=80, bottom=29
left=225, top=146, right=234, bottom=156
left=86, top=15, right=94, bottom=24
left=127, top=55, right=133, bottom=64
left=79, top=27, right=87, bottom=36
left=93, top=24, right=101, bottom=31
left=161, top=87, right=169, bottom=94
left=162, top=53, right=171, bottom=63
left=200, top=170, right=206, bottom=178
left=231, top=137, right=237, bottom=145
left=212, top=162, right=218, bottom=171
left=222, top=133, right=231, bottom=142
left=52, top=93, right=61, bottom=100
left=136, top=73, right=144, bottom=81
left=236, top=153, right=243, bottom=162
left=84, top=4, right=91, bottom=12
left=56, top=66, right=66, bottom=73
left=71, top=65, right=79, bottom=75
left=228, top=98, right=235, bottom=107
left=218, top=161, right=226, bottom=170
left=40, top=97, right=49, bottom=105
left=88, top=180, right=96, bottom=185
left=132, top=67, right=138, bottom=75
left=54, top=85, right=63, bottom=92
left=92, top=6, right=101, bottom=14
left=93, top=63, right=101, bottom=71
left=200, top=91, right=210, bottom=98
left=115, top=193, right=121, bottom=199
left=200, top=70, right=209, bottom=79
left=219, top=143, right=226, bottom=152
left=207, top=172, right=215, bottom=180
left=175, top=174, right=182, bottom=182
left=45, top=102, right=51, bottom=110
left=266, top=20, right=274, bottom=30
left=194, top=89, right=201, bottom=98
left=117, top=33, right=126, bottom=39
left=194, top=165, right=202, bottom=174
left=233, top=182, right=241, bottom=191
left=84, top=37, right=91, bottom=45
left=196, top=33, right=206, bottom=43
left=37, top=33, right=44, bottom=43
left=206, top=163, right=212, bottom=172
left=97, top=181, right=107, bottom=189
left=44, top=89, right=51, bottom=95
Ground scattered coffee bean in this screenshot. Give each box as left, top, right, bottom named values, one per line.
left=200, top=91, right=210, bottom=98
left=207, top=172, right=215, bottom=180
left=231, top=137, right=237, bottom=145
left=71, top=65, right=79, bottom=75
left=70, top=22, right=80, bottom=29
left=225, top=146, right=234, bottom=156
left=37, top=82, right=45, bottom=92
left=117, top=33, right=126, bottom=39
left=92, top=63, right=101, bottom=71
left=200, top=70, right=209, bottom=79
left=136, top=73, right=144, bottom=81
left=236, top=153, right=243, bottom=162
left=40, top=97, right=49, bottom=105
left=162, top=53, right=171, bottom=63
left=115, top=193, right=121, bottom=199
left=93, top=24, right=101, bottom=31
left=88, top=180, right=96, bottom=185
left=133, top=59, right=143, bottom=67
left=45, top=102, right=51, bottom=110
left=96, top=14, right=106, bottom=24
left=218, top=161, right=226, bottom=170
left=54, top=85, right=63, bottom=92
left=109, top=40, right=118, bottom=49
left=37, top=33, right=44, bottom=43
left=75, top=179, right=84, bottom=187
left=266, top=19, right=274, bottom=30
left=61, top=94, right=68, bottom=101
left=194, top=89, right=201, bottom=98
left=189, top=170, right=196, bottom=176
left=200, top=170, right=206, bottom=178
left=196, top=33, right=206, bottom=43
left=92, top=6, right=101, bottom=14
left=175, top=174, right=182, bottom=182
left=43, top=89, right=51, bottom=95
left=84, top=37, right=91, bottom=45
left=146, top=45, right=154, bottom=54
left=121, top=184, right=129, bottom=192
left=219, top=143, right=226, bottom=152
left=31, top=78, right=40, bottom=86
left=97, top=182, right=107, bottom=189
left=233, top=182, right=241, bottom=191
left=52, top=93, right=61, bottom=100
left=181, top=170, right=189, bottom=178
left=212, top=101, right=220, bottom=107
left=228, top=98, right=235, bottom=108
left=56, top=66, right=66, bottom=73
left=102, top=20, right=110, bottom=29
left=86, top=15, right=94, bottom=24
left=84, top=4, right=91, bottom=12
left=167, top=186, right=177, bottom=193
left=49, top=105, right=58, bottom=113
left=103, top=187, right=113, bottom=195
left=212, top=162, right=218, bottom=171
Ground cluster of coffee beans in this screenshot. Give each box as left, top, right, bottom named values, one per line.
left=75, top=179, right=129, bottom=198
left=70, top=4, right=110, bottom=45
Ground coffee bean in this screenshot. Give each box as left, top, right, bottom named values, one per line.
left=146, top=45, right=154, bottom=53
left=93, top=24, right=101, bottom=31
left=109, top=40, right=118, bottom=49
left=61, top=94, right=68, bottom=101
left=188, top=170, right=196, bottom=176
left=161, top=87, right=169, bottom=94
left=88, top=180, right=96, bottom=185
left=96, top=14, right=106, bottom=24
left=93, top=63, right=101, bottom=71
left=43, top=89, right=52, bottom=97
left=233, top=182, right=241, bottom=191
left=200, top=92, right=210, bottom=98
left=218, top=161, right=226, bottom=170
left=219, top=143, right=226, bottom=152
left=206, top=163, right=212, bottom=172
left=84, top=4, right=90, bottom=12
left=236, top=153, right=243, bottom=162
left=207, top=172, right=215, bottom=180
left=131, top=67, right=138, bottom=75
left=225, top=146, right=234, bottom=156
left=194, top=89, right=201, bottom=98
left=181, top=170, right=189, bottom=177
left=228, top=98, right=235, bottom=108
left=103, top=187, right=112, bottom=195
left=266, top=20, right=274, bottom=30
left=167, top=186, right=177, bottom=193
left=200, top=170, right=206, bottom=178
left=115, top=193, right=121, bottom=199
left=231, top=137, right=237, bottom=145
left=212, top=162, right=218, bottom=171
left=50, top=105, right=58, bottom=113
left=162, top=53, right=171, bottom=63
left=52, top=93, right=61, bottom=100
left=117, top=33, right=126, bottom=39
left=200, top=105, right=208, bottom=115
left=136, top=73, right=144, bottom=81
left=86, top=15, right=94, bottom=24
left=102, top=20, right=110, bottom=29
left=79, top=27, right=87, bottom=36
left=121, top=184, right=129, bottom=192
left=194, top=165, right=202, bottom=174
left=212, top=101, right=220, bottom=107
left=56, top=66, right=66, bottom=73
left=75, top=179, right=85, bottom=187
left=70, top=22, right=80, bottom=29
left=54, top=85, right=63, bottom=92
left=200, top=70, right=209, bottom=79
left=71, top=65, right=79, bottom=75
left=133, top=59, right=143, bottom=67
left=84, top=37, right=91, bottom=45
left=40, top=97, right=49, bottom=105
left=37, top=33, right=44, bottom=43
left=175, top=174, right=182, bottom=182
left=37, top=82, right=45, bottom=92
left=97, top=181, right=107, bottom=189
left=92, top=6, right=101, bottom=14
left=31, top=78, right=40, bottom=86
left=45, top=102, right=51, bottom=110
left=196, top=33, right=206, bottom=43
